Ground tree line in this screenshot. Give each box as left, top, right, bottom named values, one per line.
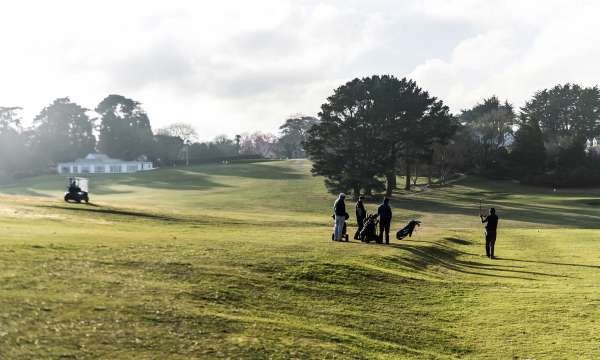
left=0, top=95, right=318, bottom=180
left=304, top=76, right=600, bottom=197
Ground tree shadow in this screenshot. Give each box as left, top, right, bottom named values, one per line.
left=444, top=237, right=473, bottom=246
left=37, top=205, right=187, bottom=222
left=384, top=242, right=572, bottom=281
left=186, top=161, right=305, bottom=180
left=388, top=179, right=600, bottom=229
left=497, top=257, right=600, bottom=270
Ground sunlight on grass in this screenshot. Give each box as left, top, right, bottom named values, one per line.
left=1, top=160, right=600, bottom=358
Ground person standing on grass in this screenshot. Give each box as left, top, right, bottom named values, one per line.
left=354, top=196, right=366, bottom=240
left=481, top=208, right=499, bottom=258
left=333, top=193, right=347, bottom=241
left=377, top=197, right=392, bottom=244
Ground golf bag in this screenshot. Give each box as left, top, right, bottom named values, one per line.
left=331, top=212, right=350, bottom=242
left=359, top=213, right=379, bottom=243
left=396, top=220, right=421, bottom=240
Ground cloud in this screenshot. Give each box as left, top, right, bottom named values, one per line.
left=0, top=1, right=599, bottom=139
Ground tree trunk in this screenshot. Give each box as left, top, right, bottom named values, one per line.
left=412, top=166, right=418, bottom=186
left=353, top=185, right=360, bottom=200
left=427, top=164, right=433, bottom=186
left=404, top=160, right=411, bottom=191
left=386, top=172, right=396, bottom=196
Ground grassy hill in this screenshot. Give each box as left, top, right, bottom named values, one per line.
left=1, top=160, right=600, bottom=359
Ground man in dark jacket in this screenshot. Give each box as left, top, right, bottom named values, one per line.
left=354, top=196, right=366, bottom=239
left=377, top=198, right=392, bottom=244
left=333, top=193, right=346, bottom=241
left=481, top=208, right=499, bottom=258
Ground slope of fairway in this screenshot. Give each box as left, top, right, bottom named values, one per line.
left=1, top=160, right=600, bottom=359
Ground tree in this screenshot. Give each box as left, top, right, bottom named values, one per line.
left=305, top=78, right=387, bottom=196
left=96, top=94, right=153, bottom=160
left=0, top=107, right=22, bottom=133
left=520, top=84, right=600, bottom=143
left=156, top=122, right=198, bottom=144
left=460, top=96, right=515, bottom=174
left=0, top=107, right=29, bottom=177
left=32, top=98, right=96, bottom=164
left=152, top=134, right=184, bottom=167
left=276, top=115, right=319, bottom=158
left=510, top=123, right=546, bottom=175
left=305, top=75, right=456, bottom=196
left=240, top=132, right=278, bottom=158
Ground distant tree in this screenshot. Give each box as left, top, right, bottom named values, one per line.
left=520, top=84, right=600, bottom=142
left=510, top=123, right=546, bottom=175
left=0, top=107, right=22, bottom=132
left=0, top=107, right=29, bottom=177
left=96, top=94, right=153, bottom=160
left=234, top=134, right=241, bottom=154
left=156, top=122, right=198, bottom=144
left=212, top=135, right=238, bottom=157
left=240, top=132, right=278, bottom=158
left=32, top=98, right=96, bottom=164
left=152, top=134, right=184, bottom=166
left=460, top=96, right=515, bottom=174
left=276, top=115, right=318, bottom=158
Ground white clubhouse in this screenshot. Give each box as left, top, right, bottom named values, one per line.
left=57, top=153, right=154, bottom=174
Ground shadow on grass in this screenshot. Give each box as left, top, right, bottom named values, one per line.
left=37, top=205, right=185, bottom=222
left=384, top=240, right=572, bottom=281
left=497, top=257, right=600, bottom=270
left=387, top=179, right=600, bottom=229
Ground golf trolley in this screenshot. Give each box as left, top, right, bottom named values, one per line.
left=64, top=177, right=89, bottom=203
left=331, top=213, right=350, bottom=242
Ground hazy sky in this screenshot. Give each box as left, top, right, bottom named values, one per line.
left=1, top=0, right=599, bottom=140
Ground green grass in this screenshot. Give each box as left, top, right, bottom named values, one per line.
left=1, top=160, right=600, bottom=359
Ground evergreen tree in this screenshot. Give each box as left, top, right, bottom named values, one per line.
left=33, top=98, right=96, bottom=164
left=510, top=123, right=546, bottom=175
left=96, top=94, right=153, bottom=160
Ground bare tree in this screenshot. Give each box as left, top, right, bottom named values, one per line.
left=156, top=122, right=199, bottom=143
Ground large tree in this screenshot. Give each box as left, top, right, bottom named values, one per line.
left=32, top=98, right=96, bottom=164
left=305, top=78, right=387, bottom=196
left=96, top=94, right=153, bottom=160
left=305, top=75, right=455, bottom=196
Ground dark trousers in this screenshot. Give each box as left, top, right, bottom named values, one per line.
left=379, top=221, right=390, bottom=244
left=354, top=217, right=365, bottom=239
left=485, top=231, right=497, bottom=258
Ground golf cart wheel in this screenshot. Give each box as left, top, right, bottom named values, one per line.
left=331, top=233, right=335, bottom=241
left=344, top=234, right=349, bottom=242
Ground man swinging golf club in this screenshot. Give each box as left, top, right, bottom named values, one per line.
left=480, top=207, right=499, bottom=259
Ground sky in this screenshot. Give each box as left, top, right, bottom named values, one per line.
left=1, top=0, right=600, bottom=141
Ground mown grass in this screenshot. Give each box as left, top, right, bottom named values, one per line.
left=1, top=160, right=600, bottom=359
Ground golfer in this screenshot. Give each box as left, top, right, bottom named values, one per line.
left=333, top=193, right=347, bottom=241
left=354, top=196, right=366, bottom=240
left=377, top=198, right=392, bottom=244
left=481, top=208, right=499, bottom=258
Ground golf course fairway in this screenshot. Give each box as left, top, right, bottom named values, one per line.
left=1, top=159, right=600, bottom=359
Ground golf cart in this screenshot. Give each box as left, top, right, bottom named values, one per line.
left=64, top=177, right=89, bottom=203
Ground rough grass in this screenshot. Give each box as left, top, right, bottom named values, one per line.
left=1, top=160, right=600, bottom=359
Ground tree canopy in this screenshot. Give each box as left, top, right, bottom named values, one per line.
left=33, top=98, right=96, bottom=164
left=305, top=75, right=456, bottom=196
left=96, top=94, right=153, bottom=160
